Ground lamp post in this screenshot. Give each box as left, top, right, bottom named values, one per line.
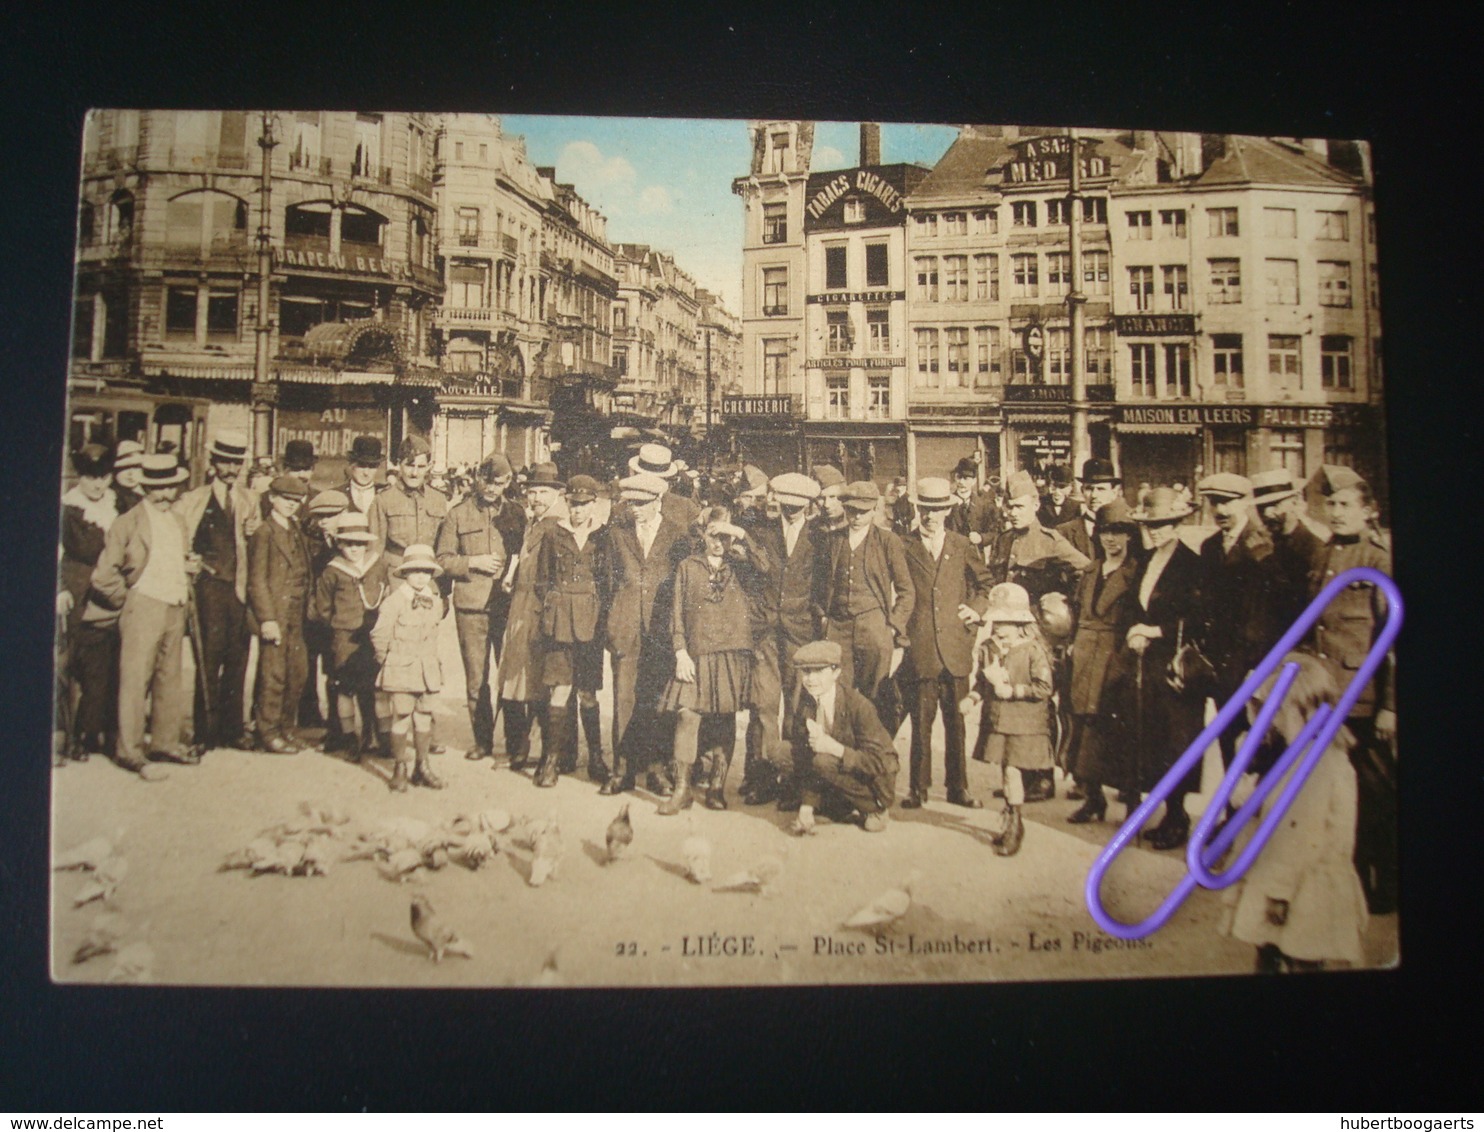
left=251, top=111, right=280, bottom=461
left=1067, top=125, right=1090, bottom=475
left=704, top=324, right=714, bottom=474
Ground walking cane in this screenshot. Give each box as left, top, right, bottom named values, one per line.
left=55, top=609, right=75, bottom=762
left=187, top=571, right=215, bottom=746
left=1132, top=649, right=1145, bottom=814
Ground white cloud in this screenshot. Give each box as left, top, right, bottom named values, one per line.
left=557, top=140, right=637, bottom=191
left=635, top=185, right=674, bottom=215
left=814, top=144, right=845, bottom=166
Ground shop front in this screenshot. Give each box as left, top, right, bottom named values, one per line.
left=999, top=385, right=1113, bottom=481
left=906, top=404, right=1001, bottom=487
left=721, top=393, right=802, bottom=477
left=271, top=381, right=397, bottom=490
left=802, top=421, right=907, bottom=487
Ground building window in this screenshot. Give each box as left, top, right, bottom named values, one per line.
left=1371, top=337, right=1383, bottom=386
left=1011, top=201, right=1037, bottom=228
left=975, top=325, right=1002, bottom=387
left=973, top=254, right=999, bottom=301
left=1268, top=334, right=1302, bottom=391
left=1046, top=328, right=1070, bottom=384
left=164, top=283, right=239, bottom=345
left=1208, top=207, right=1239, bottom=237
left=341, top=205, right=386, bottom=249
left=825, top=245, right=847, bottom=290
left=454, top=141, right=464, bottom=161
left=1265, top=258, right=1300, bottom=305
left=1048, top=198, right=1068, bottom=225
left=1083, top=250, right=1110, bottom=296
left=1318, top=260, right=1353, bottom=307
left=915, top=212, right=938, bottom=238
left=1049, top=198, right=1107, bottom=225
left=1162, top=265, right=1189, bottom=310
left=1321, top=335, right=1354, bottom=390
left=1128, top=266, right=1154, bottom=311
left=449, top=261, right=488, bottom=307
left=943, top=255, right=969, bottom=302
left=1209, top=258, right=1242, bottom=304
left=1085, top=326, right=1112, bottom=382
left=1160, top=209, right=1187, bottom=237
left=166, top=190, right=247, bottom=253
left=826, top=310, right=853, bottom=355
left=1011, top=253, right=1039, bottom=298
left=843, top=198, right=866, bottom=224
left=762, top=267, right=788, bottom=316
left=865, top=243, right=889, bottom=287
left=1011, top=348, right=1037, bottom=383
left=826, top=373, right=849, bottom=418
left=866, top=308, right=890, bottom=353
left=1164, top=343, right=1192, bottom=398
left=457, top=207, right=480, bottom=246
left=943, top=211, right=967, bottom=236
left=1317, top=210, right=1350, bottom=240
left=915, top=328, right=939, bottom=386
left=1271, top=430, right=1306, bottom=479
left=613, top=304, right=628, bottom=331
left=1126, top=210, right=1152, bottom=239
left=946, top=327, right=970, bottom=388
left=1264, top=207, right=1297, bottom=238
left=1130, top=343, right=1156, bottom=398
left=165, top=286, right=197, bottom=338
left=867, top=373, right=890, bottom=419
left=352, top=113, right=382, bottom=178
left=1045, top=252, right=1071, bottom=297
left=1368, top=264, right=1380, bottom=309
left=763, top=337, right=789, bottom=394
left=289, top=111, right=321, bottom=171
left=972, top=208, right=999, bottom=235
left=914, top=256, right=939, bottom=302
left=768, top=131, right=790, bottom=174
left=1367, top=212, right=1377, bottom=245
left=1212, top=429, right=1246, bottom=475
left=1211, top=334, right=1244, bottom=388
left=762, top=202, right=787, bottom=244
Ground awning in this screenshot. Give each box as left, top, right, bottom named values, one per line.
left=302, top=321, right=403, bottom=366
left=1117, top=422, right=1201, bottom=435
left=1003, top=411, right=1071, bottom=426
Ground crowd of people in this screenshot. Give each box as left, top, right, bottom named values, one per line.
left=55, top=431, right=1395, bottom=973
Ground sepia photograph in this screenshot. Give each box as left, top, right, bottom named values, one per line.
left=50, top=109, right=1396, bottom=988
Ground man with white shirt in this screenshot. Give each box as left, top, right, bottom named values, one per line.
left=1056, top=458, right=1123, bottom=561
left=91, top=453, right=204, bottom=776
left=335, top=436, right=387, bottom=516
left=899, top=477, right=994, bottom=809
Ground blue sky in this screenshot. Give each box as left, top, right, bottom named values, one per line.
left=501, top=115, right=960, bottom=311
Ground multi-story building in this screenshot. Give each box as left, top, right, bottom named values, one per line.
left=611, top=243, right=660, bottom=421
left=696, top=287, right=741, bottom=434
left=71, top=108, right=442, bottom=485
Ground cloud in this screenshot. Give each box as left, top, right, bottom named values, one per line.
left=814, top=145, right=845, bottom=166
left=635, top=185, right=674, bottom=215
left=557, top=140, right=637, bottom=191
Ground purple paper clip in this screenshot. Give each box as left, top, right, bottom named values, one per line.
left=1084, top=566, right=1403, bottom=940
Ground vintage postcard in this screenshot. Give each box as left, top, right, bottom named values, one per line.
left=51, top=110, right=1395, bottom=986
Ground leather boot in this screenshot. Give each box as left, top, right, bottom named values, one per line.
left=1145, top=805, right=1190, bottom=851
left=388, top=731, right=411, bottom=793
left=705, top=738, right=734, bottom=811
left=1066, top=791, right=1107, bottom=825
left=656, top=761, right=694, bottom=815
left=993, top=805, right=1024, bottom=857
left=535, top=703, right=567, bottom=788
left=580, top=702, right=609, bottom=783
left=556, top=700, right=580, bottom=775
left=411, top=730, right=445, bottom=789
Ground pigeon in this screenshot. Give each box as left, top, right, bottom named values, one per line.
left=72, top=911, right=126, bottom=965
left=531, top=948, right=565, bottom=987
left=299, top=800, right=351, bottom=828
left=681, top=816, right=712, bottom=885
left=714, top=852, right=786, bottom=897
left=478, top=808, right=513, bottom=836
left=605, top=804, right=633, bottom=864
left=300, top=836, right=337, bottom=877
left=410, top=894, right=473, bottom=963
left=73, top=855, right=128, bottom=906
left=105, top=941, right=155, bottom=984
left=528, top=815, right=563, bottom=887
left=842, top=869, right=923, bottom=931
left=449, top=830, right=496, bottom=870
left=54, top=834, right=116, bottom=871
left=380, top=847, right=425, bottom=881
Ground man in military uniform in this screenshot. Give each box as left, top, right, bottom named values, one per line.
left=810, top=465, right=849, bottom=536
left=1252, top=467, right=1330, bottom=627
left=1308, top=465, right=1397, bottom=915
left=369, top=436, right=449, bottom=574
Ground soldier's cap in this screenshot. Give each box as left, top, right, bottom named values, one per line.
left=912, top=476, right=955, bottom=510
left=396, top=435, right=432, bottom=463
left=953, top=456, right=979, bottom=479
left=268, top=474, right=309, bottom=498
left=349, top=435, right=384, bottom=467
left=139, top=452, right=189, bottom=488
left=1079, top=457, right=1120, bottom=484
left=72, top=443, right=114, bottom=479
left=1250, top=468, right=1303, bottom=506
left=1005, top=470, right=1039, bottom=503
left=1314, top=463, right=1369, bottom=496
left=308, top=490, right=350, bottom=517
left=629, top=442, right=679, bottom=478
left=739, top=464, right=768, bottom=495
left=840, top=481, right=880, bottom=510
left=1197, top=472, right=1253, bottom=501
left=793, top=640, right=843, bottom=669
left=811, top=464, right=845, bottom=490
left=566, top=474, right=602, bottom=502
left=477, top=452, right=513, bottom=480
left=1130, top=486, right=1192, bottom=525
left=283, top=439, right=317, bottom=471
left=1047, top=464, right=1073, bottom=488
left=770, top=472, right=820, bottom=505
left=113, top=439, right=145, bottom=471
left=526, top=462, right=564, bottom=488
left=392, top=544, right=443, bottom=577
left=984, top=582, right=1036, bottom=624
left=330, top=512, right=374, bottom=542
left=208, top=430, right=249, bottom=463
left=619, top=472, right=666, bottom=501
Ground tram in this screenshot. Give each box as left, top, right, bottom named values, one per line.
left=65, top=380, right=213, bottom=488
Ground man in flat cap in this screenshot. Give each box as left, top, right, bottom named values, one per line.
left=335, top=435, right=387, bottom=516
left=1308, top=464, right=1396, bottom=914
left=175, top=429, right=256, bottom=749
left=783, top=640, right=899, bottom=834
left=603, top=471, right=690, bottom=794
left=822, top=481, right=915, bottom=727
left=899, top=477, right=994, bottom=809
left=1251, top=468, right=1330, bottom=627
left=1057, top=458, right=1124, bottom=561
left=945, top=456, right=1000, bottom=552
left=91, top=453, right=203, bottom=776
left=437, top=451, right=527, bottom=762
left=248, top=474, right=313, bottom=754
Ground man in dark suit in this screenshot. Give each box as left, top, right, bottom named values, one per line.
left=1251, top=467, right=1329, bottom=627
left=899, top=477, right=994, bottom=809
left=336, top=435, right=387, bottom=516
left=603, top=472, right=689, bottom=794
left=742, top=471, right=826, bottom=806
left=944, top=456, right=1000, bottom=552
left=784, top=640, right=899, bottom=834
left=248, top=476, right=313, bottom=754
left=823, top=481, right=915, bottom=718
left=626, top=442, right=700, bottom=530
left=1056, top=458, right=1124, bottom=562
left=1038, top=464, right=1081, bottom=530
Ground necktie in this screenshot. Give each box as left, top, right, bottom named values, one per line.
left=412, top=593, right=435, bottom=610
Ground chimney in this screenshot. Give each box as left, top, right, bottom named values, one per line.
left=860, top=122, right=881, bottom=166
left=1201, top=133, right=1230, bottom=170
left=1302, top=137, right=1330, bottom=162
left=1132, top=129, right=1157, bottom=154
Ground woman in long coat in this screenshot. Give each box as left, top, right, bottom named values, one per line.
left=1101, top=487, right=1208, bottom=850
left=1064, top=498, right=1142, bottom=823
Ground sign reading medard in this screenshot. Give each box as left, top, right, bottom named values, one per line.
left=1004, top=135, right=1109, bottom=183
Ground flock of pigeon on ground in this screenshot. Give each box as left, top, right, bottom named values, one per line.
left=55, top=799, right=924, bottom=982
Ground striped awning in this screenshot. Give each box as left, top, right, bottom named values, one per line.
left=1117, top=422, right=1201, bottom=435
left=1002, top=411, right=1070, bottom=425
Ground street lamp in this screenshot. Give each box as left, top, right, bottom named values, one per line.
left=1067, top=125, right=1090, bottom=475
left=251, top=110, right=280, bottom=461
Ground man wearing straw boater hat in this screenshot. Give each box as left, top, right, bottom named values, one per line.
left=175, top=429, right=256, bottom=749
left=90, top=452, right=203, bottom=777
left=1251, top=467, right=1329, bottom=626
left=248, top=474, right=313, bottom=754
left=898, top=476, right=995, bottom=810
left=628, top=442, right=699, bottom=530
left=111, top=439, right=146, bottom=515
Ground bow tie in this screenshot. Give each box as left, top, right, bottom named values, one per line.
left=411, top=593, right=436, bottom=610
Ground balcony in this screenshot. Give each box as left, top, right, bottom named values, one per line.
left=168, top=147, right=252, bottom=172
left=83, top=146, right=139, bottom=175
left=287, top=153, right=334, bottom=177
left=351, top=163, right=394, bottom=186
left=407, top=171, right=433, bottom=198
left=437, top=305, right=516, bottom=332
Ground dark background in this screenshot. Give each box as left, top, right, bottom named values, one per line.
left=2, top=2, right=1473, bottom=1111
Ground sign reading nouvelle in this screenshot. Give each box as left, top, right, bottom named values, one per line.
left=1114, top=314, right=1197, bottom=336
left=722, top=395, right=795, bottom=418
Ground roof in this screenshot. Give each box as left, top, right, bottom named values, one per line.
left=1194, top=135, right=1360, bottom=188
left=908, top=133, right=1016, bottom=202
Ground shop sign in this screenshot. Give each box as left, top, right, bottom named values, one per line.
left=1016, top=433, right=1072, bottom=454
left=1120, top=405, right=1255, bottom=426
left=612, top=393, right=636, bottom=411
left=807, top=290, right=905, bottom=305
left=808, top=356, right=904, bottom=369
left=807, top=169, right=905, bottom=219
left=1022, top=322, right=1045, bottom=359
left=1258, top=406, right=1333, bottom=428
left=275, top=246, right=418, bottom=281
left=722, top=394, right=796, bottom=418
left=1004, top=136, right=1109, bottom=184
left=1003, top=383, right=1114, bottom=403
left=275, top=405, right=386, bottom=461
left=1114, top=314, right=1197, bottom=336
